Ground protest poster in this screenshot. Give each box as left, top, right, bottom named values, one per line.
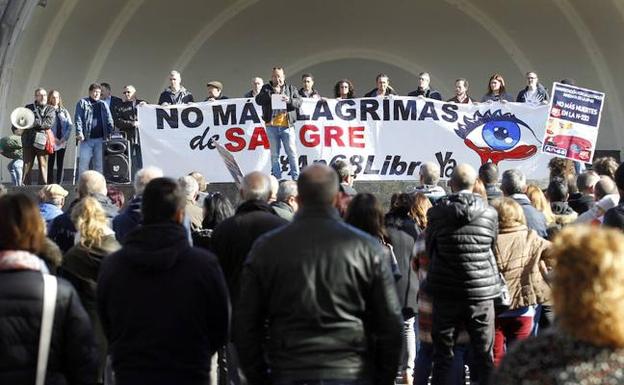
left=542, top=82, right=605, bottom=162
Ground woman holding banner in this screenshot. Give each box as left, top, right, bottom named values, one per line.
left=481, top=73, right=514, bottom=102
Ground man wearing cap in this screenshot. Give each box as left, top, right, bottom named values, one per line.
left=205, top=81, right=228, bottom=102
left=38, top=184, right=69, bottom=229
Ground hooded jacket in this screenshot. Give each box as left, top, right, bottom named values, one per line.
left=425, top=192, right=500, bottom=300
left=0, top=250, right=98, bottom=385
left=96, top=222, right=229, bottom=385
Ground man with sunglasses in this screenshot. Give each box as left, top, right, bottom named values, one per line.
left=112, top=85, right=146, bottom=175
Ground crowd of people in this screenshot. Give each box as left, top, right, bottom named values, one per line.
left=1, top=67, right=562, bottom=185
left=1, top=151, right=624, bottom=385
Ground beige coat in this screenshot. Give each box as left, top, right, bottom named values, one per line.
left=495, top=225, right=553, bottom=309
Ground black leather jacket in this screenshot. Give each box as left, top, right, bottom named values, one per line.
left=234, top=205, right=404, bottom=385
left=425, top=192, right=501, bottom=300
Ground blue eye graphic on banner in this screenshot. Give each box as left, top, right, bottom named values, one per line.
left=455, top=110, right=541, bottom=165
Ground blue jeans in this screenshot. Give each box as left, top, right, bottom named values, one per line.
left=79, top=137, right=104, bottom=175
left=8, top=159, right=23, bottom=186
left=414, top=342, right=467, bottom=385
left=266, top=125, right=299, bottom=180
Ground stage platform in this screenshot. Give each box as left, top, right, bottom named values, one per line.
left=4, top=181, right=420, bottom=211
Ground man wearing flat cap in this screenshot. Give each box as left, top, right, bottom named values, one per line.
left=205, top=81, right=229, bottom=102
left=38, top=183, right=69, bottom=229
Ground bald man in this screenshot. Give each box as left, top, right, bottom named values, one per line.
left=576, top=175, right=620, bottom=224
left=425, top=163, right=499, bottom=385
left=235, top=165, right=403, bottom=385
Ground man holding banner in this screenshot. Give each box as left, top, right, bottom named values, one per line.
left=256, top=67, right=302, bottom=180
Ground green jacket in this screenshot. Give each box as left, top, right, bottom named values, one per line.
left=0, top=135, right=23, bottom=159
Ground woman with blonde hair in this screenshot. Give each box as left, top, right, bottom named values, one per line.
left=61, top=196, right=120, bottom=383
left=494, top=226, right=624, bottom=383
left=473, top=178, right=488, bottom=202
left=525, top=184, right=555, bottom=225
left=490, top=198, right=552, bottom=366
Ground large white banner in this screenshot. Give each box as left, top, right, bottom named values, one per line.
left=138, top=97, right=553, bottom=182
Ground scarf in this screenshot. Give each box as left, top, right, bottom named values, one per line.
left=0, top=250, right=49, bottom=273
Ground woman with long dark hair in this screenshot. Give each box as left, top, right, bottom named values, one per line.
left=334, top=79, right=355, bottom=99
left=481, top=73, right=514, bottom=102
left=385, top=193, right=430, bottom=240
left=0, top=193, right=97, bottom=384
left=345, top=193, right=416, bottom=384
left=192, top=192, right=235, bottom=249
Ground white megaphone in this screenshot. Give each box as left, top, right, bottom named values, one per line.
left=10, top=107, right=35, bottom=135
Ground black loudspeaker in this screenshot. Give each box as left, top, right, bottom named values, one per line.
left=103, top=137, right=131, bottom=183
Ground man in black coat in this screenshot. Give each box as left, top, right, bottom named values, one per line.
left=97, top=177, right=229, bottom=385
left=211, top=171, right=287, bottom=384
left=112, top=85, right=146, bottom=177
left=235, top=164, right=403, bottom=385
left=568, top=170, right=599, bottom=215
left=425, top=164, right=500, bottom=385
left=211, top=171, right=288, bottom=306
left=407, top=72, right=442, bottom=100
left=604, top=162, right=624, bottom=230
